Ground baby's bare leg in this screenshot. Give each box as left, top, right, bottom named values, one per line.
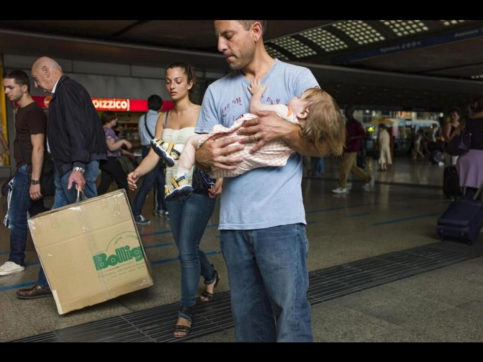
left=176, top=134, right=209, bottom=175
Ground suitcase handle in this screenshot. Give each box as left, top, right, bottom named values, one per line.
left=473, top=182, right=483, bottom=201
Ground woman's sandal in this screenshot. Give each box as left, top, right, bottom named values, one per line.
left=173, top=323, right=192, bottom=338
left=200, top=270, right=220, bottom=303
left=173, top=307, right=192, bottom=338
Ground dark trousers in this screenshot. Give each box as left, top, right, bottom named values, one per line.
left=132, top=146, right=166, bottom=216
left=97, top=157, right=128, bottom=195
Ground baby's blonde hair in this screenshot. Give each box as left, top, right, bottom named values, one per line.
left=301, top=88, right=345, bottom=156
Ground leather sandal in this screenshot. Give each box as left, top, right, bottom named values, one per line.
left=173, top=306, right=192, bottom=338
left=173, top=323, right=192, bottom=338
left=200, top=270, right=220, bottom=303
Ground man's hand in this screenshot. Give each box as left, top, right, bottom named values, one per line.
left=237, top=110, right=294, bottom=153
left=68, top=169, right=86, bottom=191
left=195, top=134, right=245, bottom=172
left=208, top=178, right=224, bottom=198
left=29, top=183, right=42, bottom=200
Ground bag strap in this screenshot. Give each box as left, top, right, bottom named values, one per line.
left=143, top=113, right=155, bottom=139
left=164, top=111, right=169, bottom=128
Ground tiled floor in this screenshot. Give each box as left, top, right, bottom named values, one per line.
left=1, top=155, right=481, bottom=342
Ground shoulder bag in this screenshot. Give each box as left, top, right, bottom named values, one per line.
left=444, top=127, right=472, bottom=156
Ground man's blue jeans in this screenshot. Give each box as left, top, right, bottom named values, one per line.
left=37, top=161, right=100, bottom=288
left=132, top=147, right=166, bottom=216
left=220, top=223, right=313, bottom=342
left=165, top=192, right=217, bottom=320
left=7, top=165, right=46, bottom=266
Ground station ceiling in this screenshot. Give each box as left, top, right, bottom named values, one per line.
left=1, top=19, right=483, bottom=112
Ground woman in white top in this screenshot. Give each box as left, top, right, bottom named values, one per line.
left=127, top=63, right=220, bottom=338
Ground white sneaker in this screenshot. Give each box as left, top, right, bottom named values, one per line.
left=0, top=261, right=25, bottom=276
left=332, top=187, right=348, bottom=194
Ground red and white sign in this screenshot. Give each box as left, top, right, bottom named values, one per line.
left=92, top=98, right=130, bottom=111
left=32, top=96, right=173, bottom=112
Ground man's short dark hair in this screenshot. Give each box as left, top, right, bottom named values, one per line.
left=148, top=94, right=162, bottom=111
left=238, top=20, right=267, bottom=35
left=4, top=70, right=30, bottom=93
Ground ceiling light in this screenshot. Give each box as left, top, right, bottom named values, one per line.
left=265, top=45, right=290, bottom=61
left=299, top=28, right=348, bottom=52
left=332, top=20, right=385, bottom=45
left=381, top=20, right=429, bottom=37
left=441, top=20, right=466, bottom=26
left=269, top=37, right=317, bottom=59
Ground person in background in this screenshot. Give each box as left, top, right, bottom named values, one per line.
left=428, top=120, right=445, bottom=167
left=16, top=56, right=106, bottom=299
left=377, top=124, right=392, bottom=171
left=0, top=70, right=47, bottom=276
left=412, top=128, right=426, bottom=161
left=456, top=97, right=483, bottom=200
left=131, top=95, right=167, bottom=225
left=442, top=107, right=462, bottom=167
left=128, top=63, right=220, bottom=339
left=332, top=106, right=373, bottom=194
left=97, top=111, right=133, bottom=195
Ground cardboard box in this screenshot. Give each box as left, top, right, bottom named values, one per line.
left=28, top=189, right=153, bottom=315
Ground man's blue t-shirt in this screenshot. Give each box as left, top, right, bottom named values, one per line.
left=196, top=59, right=319, bottom=230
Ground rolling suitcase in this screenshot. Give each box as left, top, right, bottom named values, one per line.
left=436, top=184, right=483, bottom=244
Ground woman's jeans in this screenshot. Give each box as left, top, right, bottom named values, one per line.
left=165, top=192, right=217, bottom=321
left=7, top=165, right=46, bottom=266
left=221, top=223, right=312, bottom=342
left=37, top=161, right=100, bottom=288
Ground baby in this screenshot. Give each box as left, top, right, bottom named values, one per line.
left=152, top=79, right=345, bottom=200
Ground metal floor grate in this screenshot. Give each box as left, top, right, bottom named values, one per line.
left=13, top=241, right=483, bottom=342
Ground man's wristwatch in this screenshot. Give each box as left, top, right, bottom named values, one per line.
left=73, top=167, right=85, bottom=174
left=31, top=179, right=40, bottom=185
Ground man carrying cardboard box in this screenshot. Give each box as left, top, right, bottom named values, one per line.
left=16, top=57, right=107, bottom=299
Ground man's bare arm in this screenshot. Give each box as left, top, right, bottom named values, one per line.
left=30, top=133, right=45, bottom=199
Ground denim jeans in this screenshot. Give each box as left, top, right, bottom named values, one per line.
left=132, top=147, right=166, bottom=216
left=37, top=161, right=100, bottom=288
left=220, top=223, right=312, bottom=342
left=7, top=165, right=46, bottom=266
left=165, top=192, right=216, bottom=320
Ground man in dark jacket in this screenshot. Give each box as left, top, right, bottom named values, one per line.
left=16, top=56, right=107, bottom=299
